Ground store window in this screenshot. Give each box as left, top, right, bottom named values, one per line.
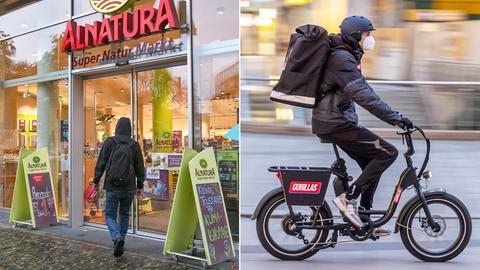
left=0, top=79, right=69, bottom=218
left=0, top=0, right=70, bottom=38
left=192, top=0, right=240, bottom=240
left=136, top=65, right=188, bottom=234
left=0, top=23, right=68, bottom=82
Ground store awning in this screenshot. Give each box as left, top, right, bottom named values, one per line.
left=223, top=124, right=239, bottom=141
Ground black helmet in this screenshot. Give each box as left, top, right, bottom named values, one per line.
left=340, top=15, right=375, bottom=41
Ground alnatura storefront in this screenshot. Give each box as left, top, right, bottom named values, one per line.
left=0, top=0, right=239, bottom=241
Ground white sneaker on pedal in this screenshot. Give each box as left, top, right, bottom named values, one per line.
left=373, top=227, right=391, bottom=237
left=333, top=193, right=364, bottom=228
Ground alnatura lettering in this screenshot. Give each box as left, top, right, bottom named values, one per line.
left=195, top=168, right=216, bottom=178
left=62, top=0, right=180, bottom=52
left=27, top=161, right=48, bottom=170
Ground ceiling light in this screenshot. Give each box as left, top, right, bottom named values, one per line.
left=21, top=23, right=28, bottom=28
left=221, top=91, right=225, bottom=95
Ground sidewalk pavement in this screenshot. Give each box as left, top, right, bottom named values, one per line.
left=0, top=211, right=238, bottom=270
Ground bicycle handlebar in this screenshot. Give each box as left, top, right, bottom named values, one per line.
left=397, top=126, right=431, bottom=179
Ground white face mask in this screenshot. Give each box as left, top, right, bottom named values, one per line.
left=362, top=35, right=375, bottom=51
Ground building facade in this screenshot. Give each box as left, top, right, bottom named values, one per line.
left=0, top=0, right=239, bottom=241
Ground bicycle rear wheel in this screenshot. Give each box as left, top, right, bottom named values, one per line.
left=256, top=192, right=332, bottom=260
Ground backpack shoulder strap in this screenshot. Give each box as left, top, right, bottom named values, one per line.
left=127, top=140, right=135, bottom=147
left=105, top=138, right=118, bottom=170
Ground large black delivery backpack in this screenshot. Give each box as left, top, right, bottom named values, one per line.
left=270, top=24, right=330, bottom=108
left=106, top=138, right=135, bottom=187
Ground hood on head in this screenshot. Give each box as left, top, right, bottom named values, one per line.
left=115, top=117, right=132, bottom=138
left=329, top=33, right=364, bottom=61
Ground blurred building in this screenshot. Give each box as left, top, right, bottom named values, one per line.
left=241, top=0, right=480, bottom=130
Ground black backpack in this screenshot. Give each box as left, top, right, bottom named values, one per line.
left=105, top=138, right=135, bottom=187
left=270, top=24, right=330, bottom=108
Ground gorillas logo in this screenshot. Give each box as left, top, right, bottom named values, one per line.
left=288, top=181, right=322, bottom=194
left=90, top=0, right=136, bottom=15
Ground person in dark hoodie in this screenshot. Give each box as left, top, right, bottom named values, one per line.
left=93, top=117, right=145, bottom=257
left=313, top=16, right=413, bottom=236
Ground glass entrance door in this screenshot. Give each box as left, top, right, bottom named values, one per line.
left=135, top=65, right=188, bottom=234
left=80, top=64, right=188, bottom=237
left=83, top=73, right=132, bottom=225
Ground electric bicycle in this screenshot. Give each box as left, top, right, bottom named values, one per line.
left=251, top=126, right=472, bottom=262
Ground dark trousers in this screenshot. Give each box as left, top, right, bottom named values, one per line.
left=105, top=190, right=134, bottom=242
left=318, top=126, right=398, bottom=210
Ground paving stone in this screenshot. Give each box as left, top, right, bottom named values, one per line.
left=0, top=227, right=228, bottom=270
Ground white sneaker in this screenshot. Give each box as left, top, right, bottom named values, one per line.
left=373, top=226, right=391, bottom=237
left=333, top=193, right=364, bottom=228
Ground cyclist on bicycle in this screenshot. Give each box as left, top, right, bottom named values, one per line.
left=313, top=16, right=413, bottom=236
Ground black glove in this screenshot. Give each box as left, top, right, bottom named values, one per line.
left=398, top=117, right=413, bottom=129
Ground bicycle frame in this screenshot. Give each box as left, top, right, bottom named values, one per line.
left=281, top=127, right=438, bottom=232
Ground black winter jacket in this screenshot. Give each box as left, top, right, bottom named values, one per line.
left=312, top=34, right=402, bottom=134
left=93, top=117, right=145, bottom=191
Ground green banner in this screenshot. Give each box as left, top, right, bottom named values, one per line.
left=189, top=147, right=235, bottom=265
left=164, top=148, right=199, bottom=255
left=152, top=69, right=173, bottom=153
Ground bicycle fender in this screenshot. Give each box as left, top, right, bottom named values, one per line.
left=250, top=187, right=284, bottom=220
left=394, top=188, right=447, bottom=233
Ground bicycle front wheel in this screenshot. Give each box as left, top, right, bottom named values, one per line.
left=400, top=193, right=471, bottom=262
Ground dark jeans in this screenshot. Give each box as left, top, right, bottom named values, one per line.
left=105, top=190, right=134, bottom=242
left=318, top=126, right=398, bottom=210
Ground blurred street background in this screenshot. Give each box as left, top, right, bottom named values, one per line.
left=240, top=0, right=480, bottom=269
left=241, top=0, right=480, bottom=129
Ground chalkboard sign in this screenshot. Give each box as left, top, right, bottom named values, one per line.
left=27, top=172, right=57, bottom=227
left=23, top=148, right=58, bottom=228
left=196, top=182, right=234, bottom=264
left=189, top=147, right=235, bottom=265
